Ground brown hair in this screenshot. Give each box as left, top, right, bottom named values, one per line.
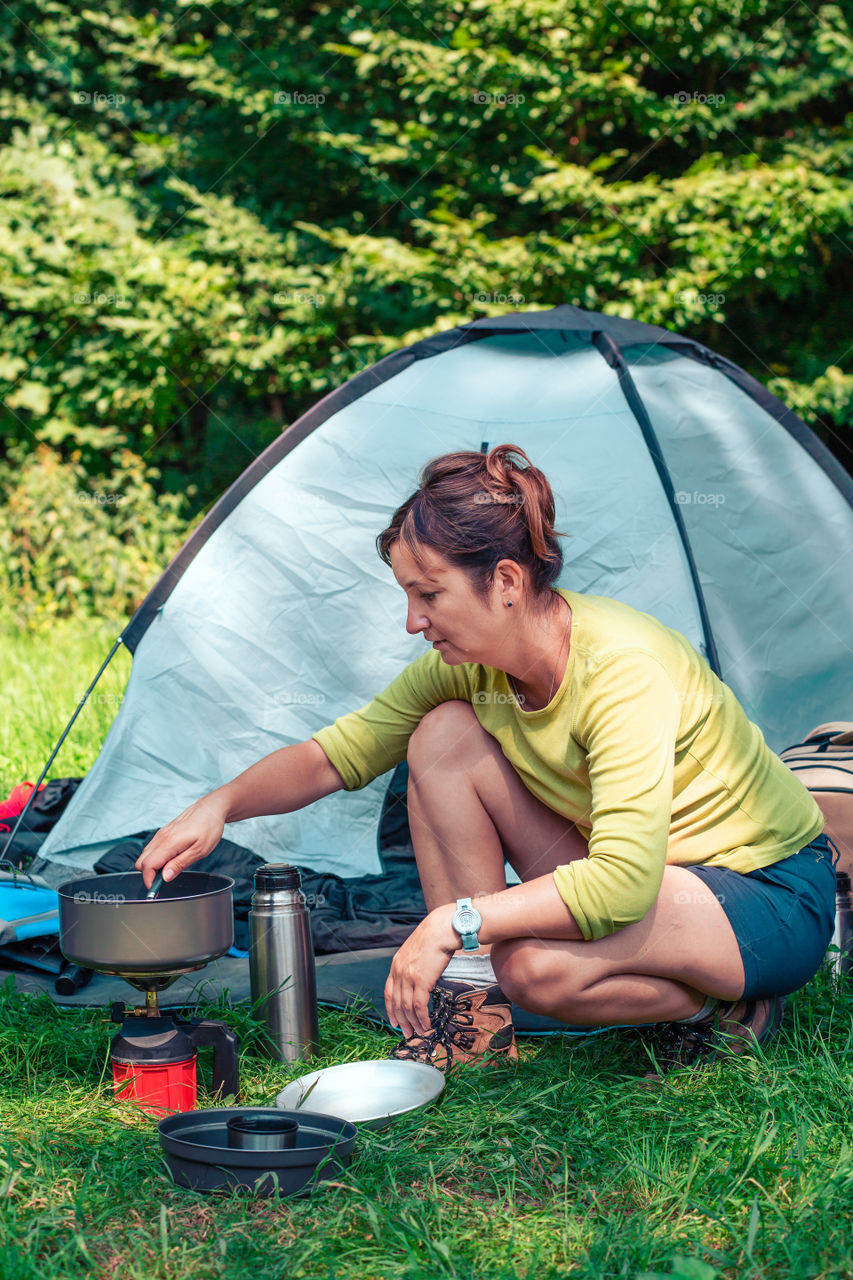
left=376, top=444, right=564, bottom=603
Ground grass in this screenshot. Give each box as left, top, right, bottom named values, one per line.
left=2, top=620, right=853, bottom=1279
left=1, top=618, right=131, bottom=793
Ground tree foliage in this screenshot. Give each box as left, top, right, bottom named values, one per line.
left=1, top=0, right=851, bottom=518
left=0, top=444, right=189, bottom=627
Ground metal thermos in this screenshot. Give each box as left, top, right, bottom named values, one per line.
left=249, top=864, right=319, bottom=1061
left=830, top=871, right=853, bottom=980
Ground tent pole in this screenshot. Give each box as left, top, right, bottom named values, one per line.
left=0, top=636, right=125, bottom=864
left=592, top=332, right=722, bottom=677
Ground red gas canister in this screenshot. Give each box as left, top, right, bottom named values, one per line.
left=110, top=1013, right=239, bottom=1119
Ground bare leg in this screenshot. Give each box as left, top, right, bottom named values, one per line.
left=406, top=702, right=747, bottom=1023
left=490, top=866, right=746, bottom=1025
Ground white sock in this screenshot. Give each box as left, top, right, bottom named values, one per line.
left=441, top=953, right=498, bottom=986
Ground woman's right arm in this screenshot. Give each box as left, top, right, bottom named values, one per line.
left=134, top=739, right=344, bottom=888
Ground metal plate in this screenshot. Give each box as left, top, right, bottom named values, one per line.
left=275, top=1058, right=445, bottom=1129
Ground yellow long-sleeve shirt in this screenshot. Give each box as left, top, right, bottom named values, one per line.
left=312, top=589, right=824, bottom=941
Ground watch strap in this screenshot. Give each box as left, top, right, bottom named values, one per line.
left=454, top=896, right=481, bottom=952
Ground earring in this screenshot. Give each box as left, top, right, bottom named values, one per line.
left=506, top=601, right=513, bottom=608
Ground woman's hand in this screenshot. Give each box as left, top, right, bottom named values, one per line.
left=134, top=794, right=229, bottom=889
left=384, top=908, right=457, bottom=1038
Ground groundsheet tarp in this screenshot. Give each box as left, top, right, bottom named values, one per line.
left=0, top=946, right=611, bottom=1037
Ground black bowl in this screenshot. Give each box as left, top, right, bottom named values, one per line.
left=158, top=1107, right=356, bottom=1197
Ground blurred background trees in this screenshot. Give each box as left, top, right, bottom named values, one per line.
left=1, top=0, right=851, bottom=624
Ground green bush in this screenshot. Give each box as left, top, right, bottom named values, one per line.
left=0, top=0, right=850, bottom=514
left=0, top=445, right=191, bottom=629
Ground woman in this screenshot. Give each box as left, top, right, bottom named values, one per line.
left=136, top=444, right=839, bottom=1078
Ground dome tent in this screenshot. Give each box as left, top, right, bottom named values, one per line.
left=30, top=304, right=853, bottom=883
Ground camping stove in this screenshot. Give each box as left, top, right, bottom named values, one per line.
left=109, top=994, right=239, bottom=1119
left=56, top=871, right=240, bottom=1117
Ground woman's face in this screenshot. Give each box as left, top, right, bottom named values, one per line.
left=389, top=541, right=507, bottom=665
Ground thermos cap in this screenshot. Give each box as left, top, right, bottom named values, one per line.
left=254, top=863, right=302, bottom=892
left=837, top=871, right=851, bottom=893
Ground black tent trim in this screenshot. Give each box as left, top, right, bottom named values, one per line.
left=592, top=331, right=722, bottom=675
left=120, top=303, right=853, bottom=654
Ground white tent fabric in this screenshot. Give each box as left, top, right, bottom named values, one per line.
left=35, top=319, right=853, bottom=877
left=627, top=346, right=853, bottom=738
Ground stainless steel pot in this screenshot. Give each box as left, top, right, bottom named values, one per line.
left=57, top=871, right=234, bottom=982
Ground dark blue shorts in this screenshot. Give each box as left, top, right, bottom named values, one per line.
left=684, top=832, right=840, bottom=1000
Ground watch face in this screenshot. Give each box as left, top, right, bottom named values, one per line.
left=455, top=908, right=480, bottom=932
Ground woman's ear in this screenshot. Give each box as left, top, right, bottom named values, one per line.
left=493, top=559, right=525, bottom=605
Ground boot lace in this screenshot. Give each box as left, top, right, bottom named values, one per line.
left=392, top=986, right=477, bottom=1064
left=649, top=1019, right=719, bottom=1069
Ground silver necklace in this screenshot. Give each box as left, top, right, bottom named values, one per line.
left=509, top=601, right=571, bottom=711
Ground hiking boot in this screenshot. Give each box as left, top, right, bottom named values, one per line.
left=637, top=995, right=786, bottom=1081
left=388, top=979, right=518, bottom=1073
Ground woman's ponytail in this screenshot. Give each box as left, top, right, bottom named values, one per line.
left=377, top=443, right=564, bottom=601
left=482, top=444, right=557, bottom=564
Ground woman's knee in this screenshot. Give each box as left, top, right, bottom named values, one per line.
left=491, top=938, right=554, bottom=999
left=407, top=701, right=489, bottom=776
left=492, top=939, right=601, bottom=1019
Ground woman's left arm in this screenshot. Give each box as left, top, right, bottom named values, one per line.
left=384, top=874, right=581, bottom=1037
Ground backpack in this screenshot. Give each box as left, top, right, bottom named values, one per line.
left=779, top=723, right=853, bottom=878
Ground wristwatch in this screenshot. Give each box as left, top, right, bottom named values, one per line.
left=451, top=897, right=483, bottom=952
